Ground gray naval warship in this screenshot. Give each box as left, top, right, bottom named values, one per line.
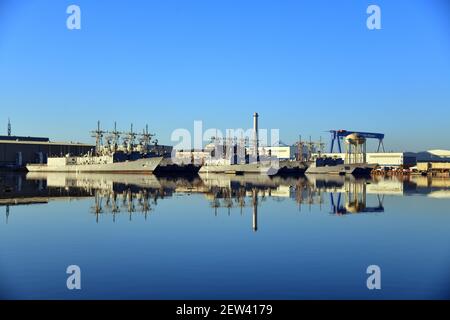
left=26, top=122, right=163, bottom=173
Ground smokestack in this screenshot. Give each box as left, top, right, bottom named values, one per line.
left=253, top=112, right=259, bottom=160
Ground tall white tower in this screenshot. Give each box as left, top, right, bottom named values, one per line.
left=253, top=112, right=259, bottom=160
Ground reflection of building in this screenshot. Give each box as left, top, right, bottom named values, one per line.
left=404, top=176, right=450, bottom=197
left=1, top=173, right=93, bottom=223
left=2, top=171, right=449, bottom=227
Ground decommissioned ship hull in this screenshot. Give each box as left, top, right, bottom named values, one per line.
left=26, top=157, right=163, bottom=173
left=154, top=157, right=201, bottom=175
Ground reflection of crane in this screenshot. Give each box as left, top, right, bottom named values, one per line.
left=329, top=192, right=384, bottom=215
left=329, top=130, right=385, bottom=153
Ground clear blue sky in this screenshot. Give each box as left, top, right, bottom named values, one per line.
left=0, top=0, right=449, bottom=151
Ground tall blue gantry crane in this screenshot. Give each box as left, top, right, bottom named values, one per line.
left=329, top=130, right=385, bottom=153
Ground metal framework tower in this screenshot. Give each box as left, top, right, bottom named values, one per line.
left=126, top=123, right=137, bottom=153
left=90, top=121, right=106, bottom=154
left=139, top=124, right=155, bottom=153
left=7, top=118, right=11, bottom=136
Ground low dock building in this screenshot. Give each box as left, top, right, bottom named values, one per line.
left=0, top=135, right=94, bottom=170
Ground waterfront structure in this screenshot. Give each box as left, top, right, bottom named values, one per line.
left=306, top=133, right=375, bottom=175
left=258, top=146, right=295, bottom=160
left=329, top=129, right=385, bottom=153
left=0, top=135, right=94, bottom=170
left=314, top=152, right=417, bottom=168
left=175, top=145, right=295, bottom=163
left=416, top=162, right=450, bottom=173
left=411, top=150, right=450, bottom=176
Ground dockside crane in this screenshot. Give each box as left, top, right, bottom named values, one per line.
left=329, top=130, right=385, bottom=153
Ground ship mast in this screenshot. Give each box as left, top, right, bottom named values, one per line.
left=126, top=123, right=137, bottom=153
left=110, top=121, right=122, bottom=152
left=7, top=118, right=11, bottom=136
left=90, top=121, right=106, bottom=155
left=139, top=124, right=154, bottom=153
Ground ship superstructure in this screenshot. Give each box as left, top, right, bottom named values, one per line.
left=26, top=122, right=163, bottom=173
left=199, top=113, right=280, bottom=175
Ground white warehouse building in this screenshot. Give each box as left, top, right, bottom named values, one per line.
left=315, top=152, right=417, bottom=168
left=258, top=146, right=296, bottom=160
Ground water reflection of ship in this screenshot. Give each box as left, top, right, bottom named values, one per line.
left=3, top=172, right=450, bottom=225
left=91, top=188, right=161, bottom=222
left=199, top=173, right=324, bottom=213
left=25, top=172, right=187, bottom=223
left=198, top=173, right=316, bottom=231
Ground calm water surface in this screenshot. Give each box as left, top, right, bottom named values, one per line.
left=0, top=172, right=449, bottom=299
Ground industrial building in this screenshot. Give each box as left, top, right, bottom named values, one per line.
left=314, top=152, right=417, bottom=168
left=411, top=150, right=450, bottom=175
left=175, top=145, right=295, bottom=164
left=258, top=146, right=295, bottom=160
left=0, top=135, right=94, bottom=169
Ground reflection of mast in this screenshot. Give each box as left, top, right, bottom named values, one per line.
left=224, top=188, right=233, bottom=215
left=318, top=188, right=323, bottom=211
left=126, top=189, right=135, bottom=220
left=5, top=205, right=10, bottom=224
left=238, top=187, right=246, bottom=215
left=212, top=198, right=220, bottom=216
left=91, top=191, right=103, bottom=223
left=111, top=191, right=120, bottom=222
left=138, top=189, right=151, bottom=220
left=295, top=180, right=305, bottom=212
